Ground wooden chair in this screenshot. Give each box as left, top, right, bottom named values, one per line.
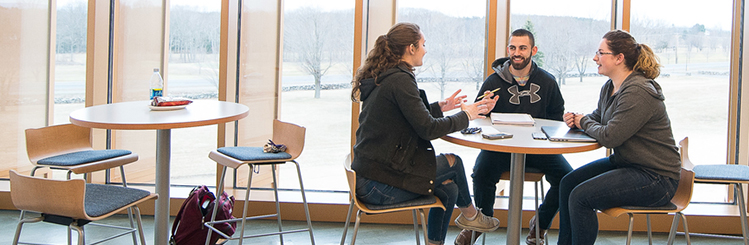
left=24, top=123, right=141, bottom=242
left=679, top=137, right=749, bottom=245
left=204, top=119, right=315, bottom=245
left=498, top=169, right=546, bottom=245
left=602, top=167, right=695, bottom=245
left=340, top=154, right=445, bottom=245
left=25, top=123, right=138, bottom=181
left=9, top=170, right=157, bottom=245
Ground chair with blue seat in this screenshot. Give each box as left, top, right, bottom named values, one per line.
left=204, top=119, right=315, bottom=245
left=340, top=154, right=445, bottom=245
left=25, top=123, right=138, bottom=181
left=679, top=137, right=749, bottom=245
left=9, top=170, right=158, bottom=245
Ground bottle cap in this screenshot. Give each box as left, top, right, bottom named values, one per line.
left=154, top=68, right=159, bottom=72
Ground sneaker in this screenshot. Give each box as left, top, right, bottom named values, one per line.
left=525, top=215, right=547, bottom=245
left=455, top=211, right=500, bottom=233
left=454, top=229, right=482, bottom=245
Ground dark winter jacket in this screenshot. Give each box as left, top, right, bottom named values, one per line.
left=352, top=65, right=469, bottom=195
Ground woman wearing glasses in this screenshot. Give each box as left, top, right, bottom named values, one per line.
left=558, top=30, right=681, bottom=245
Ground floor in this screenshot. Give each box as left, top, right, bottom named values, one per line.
left=1, top=209, right=746, bottom=245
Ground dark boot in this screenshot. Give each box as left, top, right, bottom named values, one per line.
left=526, top=215, right=547, bottom=245
left=454, top=229, right=482, bottom=245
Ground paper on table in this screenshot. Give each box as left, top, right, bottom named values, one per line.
left=490, top=113, right=535, bottom=126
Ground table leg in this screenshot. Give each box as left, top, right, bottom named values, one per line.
left=155, top=129, right=171, bottom=245
left=507, top=153, right=526, bottom=245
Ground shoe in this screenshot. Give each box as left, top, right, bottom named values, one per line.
left=455, top=211, right=500, bottom=233
left=525, top=215, right=547, bottom=245
left=454, top=229, right=482, bottom=245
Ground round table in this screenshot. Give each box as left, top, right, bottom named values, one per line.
left=441, top=118, right=600, bottom=245
left=70, top=100, right=249, bottom=245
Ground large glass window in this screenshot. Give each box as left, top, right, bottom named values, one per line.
left=167, top=1, right=221, bottom=185
left=54, top=0, right=86, bottom=125
left=630, top=0, right=733, bottom=203
left=396, top=0, right=487, bottom=192
left=507, top=0, right=612, bottom=197
left=280, top=0, right=355, bottom=191
left=0, top=1, right=51, bottom=178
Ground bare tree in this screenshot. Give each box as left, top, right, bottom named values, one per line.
left=285, top=7, right=343, bottom=99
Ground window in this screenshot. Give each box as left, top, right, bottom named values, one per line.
left=280, top=0, right=355, bottom=191
left=0, top=1, right=52, bottom=178
left=508, top=0, right=612, bottom=197
left=54, top=0, right=86, bottom=125
left=630, top=0, right=733, bottom=203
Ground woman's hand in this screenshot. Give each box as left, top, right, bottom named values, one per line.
left=439, top=89, right=468, bottom=112
left=563, top=112, right=583, bottom=129
left=460, top=99, right=492, bottom=121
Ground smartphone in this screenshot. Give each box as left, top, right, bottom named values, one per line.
left=532, top=132, right=547, bottom=140
left=482, top=132, right=513, bottom=140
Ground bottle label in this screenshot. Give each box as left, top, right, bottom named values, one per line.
left=150, top=88, right=163, bottom=99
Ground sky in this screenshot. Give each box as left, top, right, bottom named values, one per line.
left=53, top=0, right=734, bottom=31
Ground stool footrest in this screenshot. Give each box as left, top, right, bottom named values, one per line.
left=204, top=213, right=279, bottom=226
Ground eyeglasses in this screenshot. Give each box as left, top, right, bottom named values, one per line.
left=595, top=51, right=614, bottom=57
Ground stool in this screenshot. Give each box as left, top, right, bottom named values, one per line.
left=204, top=119, right=315, bottom=245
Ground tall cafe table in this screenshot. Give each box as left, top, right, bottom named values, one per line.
left=69, top=100, right=250, bottom=245
left=441, top=118, right=600, bottom=245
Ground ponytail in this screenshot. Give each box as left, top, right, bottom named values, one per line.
left=603, top=30, right=662, bottom=79
left=351, top=23, right=421, bottom=102
left=633, top=44, right=661, bottom=79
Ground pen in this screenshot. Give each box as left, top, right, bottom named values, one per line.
left=477, top=88, right=501, bottom=100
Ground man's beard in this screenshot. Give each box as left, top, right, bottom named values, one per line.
left=511, top=55, right=532, bottom=70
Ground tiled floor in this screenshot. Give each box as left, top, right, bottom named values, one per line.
left=1, top=209, right=745, bottom=244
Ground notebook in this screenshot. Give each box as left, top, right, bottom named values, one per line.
left=490, top=113, right=535, bottom=126
left=541, top=126, right=597, bottom=142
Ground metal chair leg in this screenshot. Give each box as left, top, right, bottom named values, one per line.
left=626, top=213, right=634, bottom=245
left=351, top=210, right=363, bottom=245
left=412, top=210, right=420, bottom=245
left=340, top=199, right=355, bottom=245
left=270, top=164, right=284, bottom=245
left=667, top=213, right=680, bottom=245
left=736, top=183, right=749, bottom=245
left=419, top=209, right=429, bottom=245
left=237, top=164, right=255, bottom=245
left=205, top=166, right=229, bottom=245
left=646, top=214, right=653, bottom=245
left=680, top=212, right=691, bottom=245
left=292, top=160, right=316, bottom=244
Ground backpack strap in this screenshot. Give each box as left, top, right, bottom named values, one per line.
left=171, top=186, right=201, bottom=238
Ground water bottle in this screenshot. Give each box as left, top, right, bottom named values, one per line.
left=149, top=68, right=164, bottom=99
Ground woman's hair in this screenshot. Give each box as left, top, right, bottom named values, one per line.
left=351, top=22, right=422, bottom=102
left=602, top=30, right=661, bottom=79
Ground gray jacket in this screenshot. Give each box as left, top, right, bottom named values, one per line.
left=352, top=65, right=469, bottom=195
left=579, top=71, right=681, bottom=180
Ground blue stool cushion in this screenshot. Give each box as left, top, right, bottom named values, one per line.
left=693, top=164, right=749, bottom=181
left=37, top=150, right=131, bottom=166
left=621, top=202, right=677, bottom=211
left=361, top=195, right=437, bottom=211
left=84, top=184, right=150, bottom=217
left=217, top=147, right=292, bottom=161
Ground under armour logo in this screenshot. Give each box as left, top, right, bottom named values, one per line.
left=507, top=84, right=541, bottom=105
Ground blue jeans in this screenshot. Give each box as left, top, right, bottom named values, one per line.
left=557, top=157, right=679, bottom=245
left=472, top=150, right=571, bottom=229
left=356, top=154, right=473, bottom=244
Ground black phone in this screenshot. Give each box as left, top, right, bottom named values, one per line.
left=482, top=132, right=513, bottom=140
left=532, top=132, right=547, bottom=140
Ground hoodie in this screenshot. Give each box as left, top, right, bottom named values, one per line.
left=475, top=57, right=565, bottom=120
left=579, top=71, right=681, bottom=180
left=352, top=65, right=469, bottom=195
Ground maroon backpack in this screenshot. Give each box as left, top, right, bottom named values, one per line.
left=170, top=185, right=236, bottom=245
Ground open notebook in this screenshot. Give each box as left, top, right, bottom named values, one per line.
left=541, top=126, right=597, bottom=142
